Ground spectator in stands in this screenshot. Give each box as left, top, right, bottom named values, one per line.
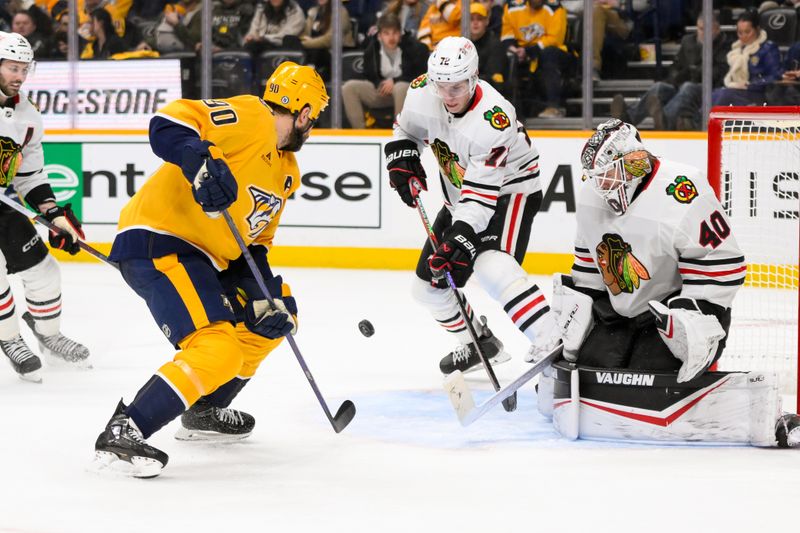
left=345, top=0, right=382, bottom=43
left=79, top=0, right=132, bottom=42
left=611, top=11, right=729, bottom=130
left=244, top=0, right=305, bottom=53
left=81, top=7, right=126, bottom=58
left=375, top=0, right=430, bottom=39
left=476, top=0, right=503, bottom=34
left=470, top=2, right=507, bottom=95
left=151, top=0, right=201, bottom=53
left=300, top=0, right=355, bottom=78
left=711, top=9, right=783, bottom=106
left=562, top=0, right=630, bottom=80
left=199, top=0, right=254, bottom=52
left=768, top=41, right=800, bottom=104
left=341, top=12, right=427, bottom=128
left=12, top=11, right=48, bottom=55
left=417, top=0, right=462, bottom=50
left=501, top=0, right=573, bottom=118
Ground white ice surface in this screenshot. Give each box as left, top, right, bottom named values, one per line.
left=0, top=265, right=798, bottom=533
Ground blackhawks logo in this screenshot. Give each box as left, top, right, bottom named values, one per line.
left=430, top=138, right=466, bottom=188
left=410, top=73, right=428, bottom=89
left=596, top=233, right=650, bottom=296
left=666, top=175, right=698, bottom=204
left=483, top=106, right=510, bottom=130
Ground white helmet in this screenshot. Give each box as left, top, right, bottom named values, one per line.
left=427, top=36, right=479, bottom=98
left=580, top=119, right=650, bottom=216
left=0, top=32, right=34, bottom=64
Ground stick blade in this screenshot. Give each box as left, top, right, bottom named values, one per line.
left=331, top=400, right=356, bottom=433
left=501, top=392, right=517, bottom=412
left=444, top=370, right=475, bottom=426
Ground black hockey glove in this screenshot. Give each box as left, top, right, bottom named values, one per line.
left=243, top=275, right=299, bottom=339
left=42, top=203, right=84, bottom=255
left=385, top=139, right=427, bottom=207
left=181, top=139, right=238, bottom=216
left=428, top=221, right=479, bottom=288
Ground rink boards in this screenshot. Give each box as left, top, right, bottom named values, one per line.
left=43, top=129, right=709, bottom=273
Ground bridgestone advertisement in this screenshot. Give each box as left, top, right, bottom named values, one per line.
left=26, top=60, right=182, bottom=129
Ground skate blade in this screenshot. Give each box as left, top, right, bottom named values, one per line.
left=18, top=370, right=43, bottom=383
left=174, top=427, right=252, bottom=442
left=88, top=451, right=164, bottom=479
left=462, top=350, right=512, bottom=375
left=43, top=351, right=93, bottom=370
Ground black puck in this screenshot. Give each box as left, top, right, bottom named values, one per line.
left=358, top=319, right=375, bottom=337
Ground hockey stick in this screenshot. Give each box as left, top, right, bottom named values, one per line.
left=221, top=209, right=356, bottom=433
left=412, top=190, right=517, bottom=413
left=444, top=344, right=562, bottom=426
left=0, top=191, right=119, bottom=269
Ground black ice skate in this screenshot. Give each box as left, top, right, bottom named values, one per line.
left=776, top=413, right=800, bottom=448
left=439, top=320, right=510, bottom=375
left=1, top=334, right=42, bottom=383
left=92, top=400, right=168, bottom=478
left=22, top=312, right=91, bottom=368
left=175, top=399, right=255, bottom=442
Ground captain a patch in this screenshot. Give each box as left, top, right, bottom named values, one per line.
left=666, top=175, right=698, bottom=204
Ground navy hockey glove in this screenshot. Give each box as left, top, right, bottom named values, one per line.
left=42, top=203, right=85, bottom=255
left=385, top=139, right=427, bottom=207
left=181, top=139, right=238, bottom=216
left=244, top=275, right=299, bottom=339
left=428, top=221, right=479, bottom=288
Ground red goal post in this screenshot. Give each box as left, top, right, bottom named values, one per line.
left=707, top=106, right=800, bottom=413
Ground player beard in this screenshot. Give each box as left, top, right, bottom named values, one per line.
left=282, top=124, right=310, bottom=152
left=0, top=79, right=20, bottom=99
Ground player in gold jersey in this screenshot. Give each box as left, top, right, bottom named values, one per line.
left=91, top=62, right=328, bottom=478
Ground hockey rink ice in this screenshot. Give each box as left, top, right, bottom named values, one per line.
left=1, top=264, right=798, bottom=533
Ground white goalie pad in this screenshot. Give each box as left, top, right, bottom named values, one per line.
left=551, top=364, right=580, bottom=440
left=553, top=366, right=783, bottom=446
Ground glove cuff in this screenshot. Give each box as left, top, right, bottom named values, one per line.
left=667, top=297, right=700, bottom=312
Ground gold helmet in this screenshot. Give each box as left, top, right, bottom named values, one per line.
left=263, top=62, right=329, bottom=121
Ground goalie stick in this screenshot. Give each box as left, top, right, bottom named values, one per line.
left=220, top=208, right=356, bottom=433
left=411, top=187, right=517, bottom=413
left=444, top=344, right=562, bottom=426
left=0, top=191, right=119, bottom=269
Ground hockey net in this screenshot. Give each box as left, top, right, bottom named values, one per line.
left=707, top=106, right=799, bottom=413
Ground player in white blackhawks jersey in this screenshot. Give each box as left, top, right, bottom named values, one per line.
left=531, top=119, right=799, bottom=448
left=0, top=32, right=89, bottom=382
left=385, top=36, right=557, bottom=374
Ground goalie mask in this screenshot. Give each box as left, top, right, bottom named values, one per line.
left=0, top=135, right=22, bottom=186
left=580, top=119, right=651, bottom=216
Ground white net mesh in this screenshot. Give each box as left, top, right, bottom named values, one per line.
left=712, top=115, right=799, bottom=401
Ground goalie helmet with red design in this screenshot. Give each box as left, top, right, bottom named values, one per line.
left=580, top=119, right=653, bottom=215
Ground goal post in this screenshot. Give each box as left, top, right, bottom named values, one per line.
left=707, top=106, right=800, bottom=413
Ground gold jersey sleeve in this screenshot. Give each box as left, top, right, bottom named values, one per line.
left=116, top=95, right=301, bottom=270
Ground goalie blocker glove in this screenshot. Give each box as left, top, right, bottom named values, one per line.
left=385, top=139, right=427, bottom=207
left=648, top=297, right=726, bottom=383
left=42, top=203, right=84, bottom=255
left=428, top=221, right=478, bottom=288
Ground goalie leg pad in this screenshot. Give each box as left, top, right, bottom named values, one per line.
left=551, top=361, right=580, bottom=440
left=557, top=366, right=782, bottom=446
left=551, top=275, right=594, bottom=362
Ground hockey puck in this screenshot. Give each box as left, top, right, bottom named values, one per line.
left=358, top=319, right=375, bottom=337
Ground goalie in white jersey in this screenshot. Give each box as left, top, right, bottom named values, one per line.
left=0, top=32, right=89, bottom=382
left=532, top=119, right=799, bottom=448
left=385, top=36, right=557, bottom=375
